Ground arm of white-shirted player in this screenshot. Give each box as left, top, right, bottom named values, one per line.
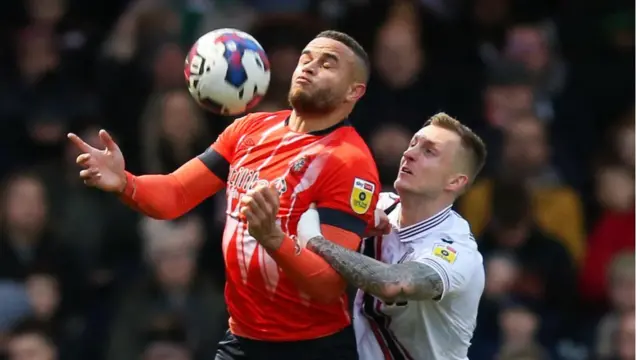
left=306, top=236, right=443, bottom=303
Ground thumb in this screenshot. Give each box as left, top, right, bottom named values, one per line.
left=309, top=202, right=317, bottom=210
left=374, top=209, right=384, bottom=227
left=99, top=129, right=119, bottom=152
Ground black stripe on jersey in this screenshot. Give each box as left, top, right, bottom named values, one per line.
left=361, top=236, right=414, bottom=360
left=283, top=115, right=351, bottom=136
left=317, top=207, right=366, bottom=236
left=197, top=147, right=230, bottom=181
left=385, top=199, right=401, bottom=216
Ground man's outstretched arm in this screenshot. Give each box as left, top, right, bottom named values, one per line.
left=120, top=150, right=226, bottom=220
left=307, top=236, right=443, bottom=303
left=120, top=115, right=252, bottom=220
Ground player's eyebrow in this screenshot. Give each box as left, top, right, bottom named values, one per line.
left=301, top=49, right=339, bottom=63
left=415, top=134, right=439, bottom=147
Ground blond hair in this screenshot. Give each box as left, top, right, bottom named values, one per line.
left=425, top=112, right=487, bottom=184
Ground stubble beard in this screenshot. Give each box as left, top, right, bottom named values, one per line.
left=288, top=86, right=338, bottom=115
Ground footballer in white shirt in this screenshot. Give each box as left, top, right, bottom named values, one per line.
left=298, top=113, right=488, bottom=360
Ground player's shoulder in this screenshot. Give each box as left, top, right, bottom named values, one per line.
left=413, top=232, right=483, bottom=273
left=417, top=212, right=482, bottom=260
left=441, top=211, right=478, bottom=250
left=334, top=125, right=371, bottom=153
left=325, top=126, right=376, bottom=168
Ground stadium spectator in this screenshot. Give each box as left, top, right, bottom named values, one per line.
left=5, top=318, right=57, bottom=360
left=461, top=113, right=585, bottom=263
left=593, top=253, right=635, bottom=359
left=106, top=216, right=226, bottom=360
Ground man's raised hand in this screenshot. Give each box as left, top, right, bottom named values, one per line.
left=67, top=129, right=127, bottom=192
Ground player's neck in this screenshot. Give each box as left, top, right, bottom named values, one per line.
left=288, top=109, right=348, bottom=133
left=398, top=194, right=453, bottom=228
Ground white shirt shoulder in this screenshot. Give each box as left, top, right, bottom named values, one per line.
left=408, top=217, right=484, bottom=299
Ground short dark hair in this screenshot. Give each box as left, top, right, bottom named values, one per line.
left=424, top=112, right=487, bottom=184
left=491, top=177, right=531, bottom=228
left=316, top=30, right=370, bottom=81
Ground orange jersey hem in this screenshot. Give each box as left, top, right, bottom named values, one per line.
left=228, top=316, right=351, bottom=342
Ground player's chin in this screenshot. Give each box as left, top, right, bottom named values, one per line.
left=393, top=178, right=412, bottom=193
left=289, top=91, right=314, bottom=109
left=290, top=86, right=311, bottom=98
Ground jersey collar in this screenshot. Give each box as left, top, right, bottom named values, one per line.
left=394, top=205, right=453, bottom=242
left=283, top=115, right=351, bottom=136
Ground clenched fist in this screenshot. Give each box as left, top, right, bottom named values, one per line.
left=240, top=184, right=285, bottom=250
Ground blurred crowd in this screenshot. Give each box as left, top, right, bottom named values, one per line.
left=0, top=0, right=634, bottom=359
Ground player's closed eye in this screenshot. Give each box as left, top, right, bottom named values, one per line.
left=299, top=55, right=312, bottom=65
left=424, top=147, right=436, bottom=155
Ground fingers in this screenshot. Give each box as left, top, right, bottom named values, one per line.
left=67, top=133, right=94, bottom=153
left=378, top=215, right=391, bottom=235
left=374, top=209, right=389, bottom=229
left=99, top=129, right=120, bottom=152
left=240, top=193, right=268, bottom=221
left=79, top=168, right=100, bottom=179
left=76, top=153, right=92, bottom=167
left=263, top=185, right=280, bottom=208
left=241, top=204, right=260, bottom=225
left=240, top=184, right=280, bottom=224
left=244, top=185, right=279, bottom=213
left=79, top=168, right=101, bottom=186
left=365, top=210, right=392, bottom=237
left=309, top=202, right=317, bottom=209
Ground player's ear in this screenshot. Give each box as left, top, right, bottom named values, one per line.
left=346, top=82, right=366, bottom=102
left=445, top=173, right=468, bottom=193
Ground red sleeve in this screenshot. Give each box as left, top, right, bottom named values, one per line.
left=313, top=149, right=380, bottom=238
left=579, top=214, right=618, bottom=301
left=119, top=115, right=252, bottom=219
left=270, top=147, right=380, bottom=302
left=269, top=225, right=361, bottom=303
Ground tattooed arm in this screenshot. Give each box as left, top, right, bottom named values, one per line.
left=307, top=236, right=444, bottom=303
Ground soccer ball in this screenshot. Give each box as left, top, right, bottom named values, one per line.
left=184, top=29, right=271, bottom=115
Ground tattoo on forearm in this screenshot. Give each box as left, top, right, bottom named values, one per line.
left=307, top=236, right=444, bottom=302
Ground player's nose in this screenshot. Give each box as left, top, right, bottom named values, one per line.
left=301, top=62, right=317, bottom=75
left=402, top=147, right=417, bottom=162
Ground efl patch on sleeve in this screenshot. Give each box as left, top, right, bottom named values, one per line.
left=432, top=244, right=458, bottom=264
left=350, top=178, right=375, bottom=215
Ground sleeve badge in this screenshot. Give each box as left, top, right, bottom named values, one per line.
left=432, top=244, right=458, bottom=264
left=350, top=178, right=375, bottom=215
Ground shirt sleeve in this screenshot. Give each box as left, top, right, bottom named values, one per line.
left=197, top=114, right=252, bottom=181
left=312, top=151, right=380, bottom=237
left=413, top=236, right=482, bottom=300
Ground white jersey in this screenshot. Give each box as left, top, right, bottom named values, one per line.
left=354, top=192, right=485, bottom=360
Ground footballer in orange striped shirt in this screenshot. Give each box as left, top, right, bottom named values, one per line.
left=69, top=30, right=379, bottom=360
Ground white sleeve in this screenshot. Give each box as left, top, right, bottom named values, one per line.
left=376, top=192, right=400, bottom=210
left=412, top=238, right=481, bottom=300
